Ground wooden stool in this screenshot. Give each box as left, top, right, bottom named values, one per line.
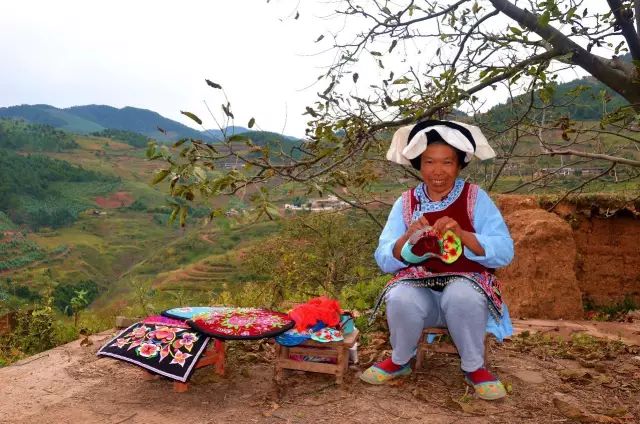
left=415, top=327, right=489, bottom=370
left=142, top=339, right=225, bottom=392
left=274, top=329, right=359, bottom=384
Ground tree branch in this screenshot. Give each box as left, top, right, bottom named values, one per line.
left=543, top=149, right=640, bottom=167
left=488, top=0, right=640, bottom=105
left=607, top=0, right=640, bottom=60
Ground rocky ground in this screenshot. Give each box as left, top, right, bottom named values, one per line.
left=1, top=319, right=639, bottom=424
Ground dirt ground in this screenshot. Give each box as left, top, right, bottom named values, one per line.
left=1, top=320, right=639, bottom=424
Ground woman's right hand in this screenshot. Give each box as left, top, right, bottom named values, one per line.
left=406, top=215, right=430, bottom=236
left=393, top=215, right=430, bottom=262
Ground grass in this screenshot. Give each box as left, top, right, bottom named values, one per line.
left=510, top=331, right=628, bottom=361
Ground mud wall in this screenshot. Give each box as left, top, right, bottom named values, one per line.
left=494, top=196, right=640, bottom=319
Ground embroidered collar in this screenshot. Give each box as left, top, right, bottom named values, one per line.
left=412, top=179, right=464, bottom=219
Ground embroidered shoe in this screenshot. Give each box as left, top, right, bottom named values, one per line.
left=464, top=368, right=506, bottom=400
left=359, top=359, right=412, bottom=385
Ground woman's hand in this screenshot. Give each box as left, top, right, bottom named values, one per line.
left=406, top=214, right=430, bottom=235
left=433, top=216, right=486, bottom=257
left=393, top=215, right=430, bottom=262
left=432, top=216, right=462, bottom=236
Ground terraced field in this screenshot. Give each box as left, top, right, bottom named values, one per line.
left=155, top=256, right=238, bottom=292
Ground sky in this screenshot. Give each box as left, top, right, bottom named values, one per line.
left=0, top=0, right=334, bottom=137
left=0, top=0, right=609, bottom=138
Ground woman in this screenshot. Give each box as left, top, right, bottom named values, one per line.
left=360, top=120, right=514, bottom=401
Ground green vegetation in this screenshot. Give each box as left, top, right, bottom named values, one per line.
left=482, top=77, right=629, bottom=130
left=91, top=128, right=151, bottom=148
left=0, top=119, right=78, bottom=151
left=0, top=149, right=119, bottom=229
left=0, top=212, right=16, bottom=231
left=0, top=239, right=46, bottom=271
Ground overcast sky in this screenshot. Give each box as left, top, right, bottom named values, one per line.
left=0, top=0, right=336, bottom=137
left=1, top=0, right=607, bottom=138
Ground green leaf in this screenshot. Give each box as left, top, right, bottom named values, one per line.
left=221, top=104, right=235, bottom=119
left=370, top=51, right=382, bottom=56
left=179, top=206, right=188, bottom=227
left=168, top=207, right=179, bottom=225
left=509, top=26, right=522, bottom=35
left=205, top=79, right=222, bottom=89
left=152, top=169, right=171, bottom=185
left=538, top=11, right=551, bottom=27
left=392, top=77, right=412, bottom=85
left=180, top=111, right=202, bottom=125
left=388, top=40, right=397, bottom=53
left=173, top=138, right=189, bottom=148
left=248, top=117, right=256, bottom=128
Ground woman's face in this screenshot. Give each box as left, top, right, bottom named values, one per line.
left=419, top=143, right=462, bottom=194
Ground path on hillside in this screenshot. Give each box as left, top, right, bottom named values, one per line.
left=1, top=319, right=639, bottom=424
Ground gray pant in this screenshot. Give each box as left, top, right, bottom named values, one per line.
left=385, top=278, right=488, bottom=372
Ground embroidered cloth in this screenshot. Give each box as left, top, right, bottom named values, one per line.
left=97, top=320, right=210, bottom=382
left=188, top=307, right=294, bottom=340
left=162, top=306, right=232, bottom=320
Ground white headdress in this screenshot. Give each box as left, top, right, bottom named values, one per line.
left=386, top=120, right=496, bottom=166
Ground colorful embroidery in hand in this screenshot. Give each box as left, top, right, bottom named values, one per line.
left=401, top=227, right=462, bottom=264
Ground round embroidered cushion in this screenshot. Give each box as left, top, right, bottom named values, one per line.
left=187, top=307, right=295, bottom=340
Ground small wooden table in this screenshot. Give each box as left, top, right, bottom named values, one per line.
left=415, top=327, right=489, bottom=369
left=142, top=338, right=225, bottom=392
left=274, top=329, right=359, bottom=384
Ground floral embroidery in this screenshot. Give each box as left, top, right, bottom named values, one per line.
left=189, top=308, right=294, bottom=340
left=138, top=343, right=160, bottom=358
left=98, top=320, right=211, bottom=383
left=108, top=323, right=201, bottom=367
left=170, top=351, right=192, bottom=367
left=467, top=183, right=478, bottom=224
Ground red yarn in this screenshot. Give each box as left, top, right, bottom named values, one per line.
left=289, top=296, right=341, bottom=331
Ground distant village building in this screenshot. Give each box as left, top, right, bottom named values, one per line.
left=533, top=167, right=609, bottom=179
left=284, top=195, right=350, bottom=212
left=533, top=167, right=576, bottom=178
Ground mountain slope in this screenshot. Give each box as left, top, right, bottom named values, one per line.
left=0, top=104, right=206, bottom=141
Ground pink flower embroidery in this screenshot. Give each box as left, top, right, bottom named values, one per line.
left=180, top=333, right=197, bottom=352
left=150, top=326, right=176, bottom=341
left=132, top=325, right=149, bottom=339
left=113, top=338, right=127, bottom=348
left=170, top=351, right=192, bottom=367
left=138, top=343, right=160, bottom=358
left=181, top=332, right=197, bottom=345
left=128, top=339, right=142, bottom=351
left=159, top=344, right=171, bottom=362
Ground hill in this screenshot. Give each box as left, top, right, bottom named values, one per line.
left=482, top=53, right=633, bottom=125
left=0, top=119, right=78, bottom=151
left=0, top=104, right=295, bottom=145
left=0, top=104, right=208, bottom=141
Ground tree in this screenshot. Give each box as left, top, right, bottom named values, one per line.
left=149, top=0, right=640, bottom=221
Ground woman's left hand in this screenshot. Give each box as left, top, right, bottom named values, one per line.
left=432, top=216, right=463, bottom=236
